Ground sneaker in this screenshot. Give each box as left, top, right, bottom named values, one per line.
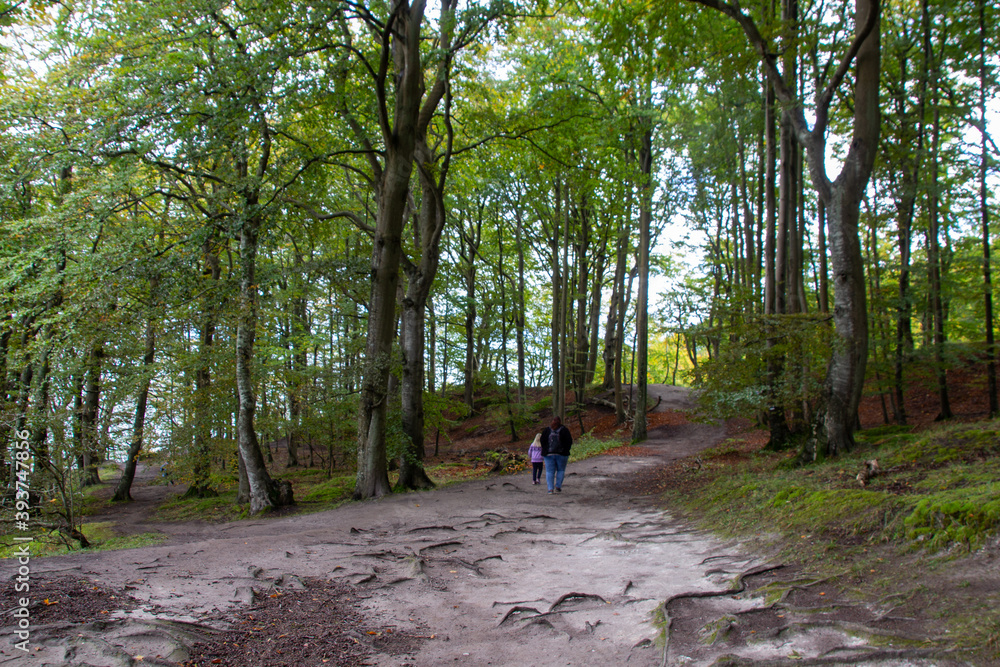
left=548, top=490, right=554, bottom=494
left=555, top=487, right=561, bottom=492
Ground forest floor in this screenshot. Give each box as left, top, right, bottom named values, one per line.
left=2, top=375, right=998, bottom=666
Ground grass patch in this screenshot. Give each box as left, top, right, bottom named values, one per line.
left=570, top=431, right=627, bottom=462
left=668, top=420, right=1000, bottom=554
left=299, top=474, right=355, bottom=504
left=156, top=490, right=246, bottom=523
left=280, top=467, right=332, bottom=482
left=0, top=520, right=165, bottom=558
left=98, top=463, right=121, bottom=482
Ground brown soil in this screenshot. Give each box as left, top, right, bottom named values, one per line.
left=184, top=578, right=421, bottom=667
left=18, top=576, right=140, bottom=625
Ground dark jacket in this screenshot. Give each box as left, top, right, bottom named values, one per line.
left=540, top=425, right=573, bottom=456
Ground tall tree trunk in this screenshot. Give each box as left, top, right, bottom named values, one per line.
left=586, top=222, right=608, bottom=385
left=113, top=308, right=157, bottom=502
left=550, top=180, right=564, bottom=418
left=763, top=69, right=790, bottom=447
left=633, top=115, right=653, bottom=442
left=79, top=339, right=104, bottom=487
left=354, top=0, right=429, bottom=500
left=979, top=0, right=997, bottom=417
left=602, top=210, right=628, bottom=392
left=889, top=12, right=928, bottom=425
left=515, top=206, right=527, bottom=403
left=925, top=25, right=951, bottom=420
left=496, top=217, right=520, bottom=441
left=558, top=185, right=571, bottom=421
left=188, top=236, right=221, bottom=497
left=398, top=161, right=446, bottom=491
left=738, top=141, right=758, bottom=313
left=236, top=215, right=286, bottom=513
left=817, top=200, right=829, bottom=314
left=815, top=0, right=880, bottom=455
left=286, top=251, right=309, bottom=469
left=398, top=0, right=456, bottom=489
left=778, top=0, right=806, bottom=432
left=460, top=202, right=482, bottom=414
left=427, top=298, right=436, bottom=394
left=573, top=198, right=591, bottom=408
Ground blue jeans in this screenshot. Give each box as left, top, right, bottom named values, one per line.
left=544, top=454, right=568, bottom=491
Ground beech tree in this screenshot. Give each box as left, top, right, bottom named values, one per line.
left=688, top=0, right=881, bottom=456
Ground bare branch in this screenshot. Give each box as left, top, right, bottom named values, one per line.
left=283, top=197, right=375, bottom=236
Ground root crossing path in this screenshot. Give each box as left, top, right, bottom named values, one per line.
left=7, top=387, right=930, bottom=666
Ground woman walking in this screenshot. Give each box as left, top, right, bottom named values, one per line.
left=540, top=416, right=572, bottom=493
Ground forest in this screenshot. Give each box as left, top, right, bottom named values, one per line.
left=1, top=0, right=997, bottom=528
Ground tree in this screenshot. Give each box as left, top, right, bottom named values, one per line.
left=350, top=0, right=436, bottom=500
left=689, top=0, right=881, bottom=457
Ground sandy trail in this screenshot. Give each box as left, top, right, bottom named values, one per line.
left=4, top=387, right=761, bottom=666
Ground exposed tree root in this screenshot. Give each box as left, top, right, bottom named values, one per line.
left=658, top=564, right=786, bottom=666
left=656, top=562, right=964, bottom=666
left=549, top=592, right=608, bottom=611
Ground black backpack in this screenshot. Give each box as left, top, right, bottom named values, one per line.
left=547, top=427, right=564, bottom=455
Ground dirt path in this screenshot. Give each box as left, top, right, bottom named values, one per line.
left=86, top=461, right=185, bottom=533
left=2, top=386, right=950, bottom=666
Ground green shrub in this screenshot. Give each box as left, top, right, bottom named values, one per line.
left=569, top=431, right=626, bottom=462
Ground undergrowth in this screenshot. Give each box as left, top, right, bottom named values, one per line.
left=666, top=419, right=1000, bottom=554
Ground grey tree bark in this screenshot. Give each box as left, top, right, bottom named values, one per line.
left=396, top=0, right=458, bottom=490
left=354, top=0, right=430, bottom=500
